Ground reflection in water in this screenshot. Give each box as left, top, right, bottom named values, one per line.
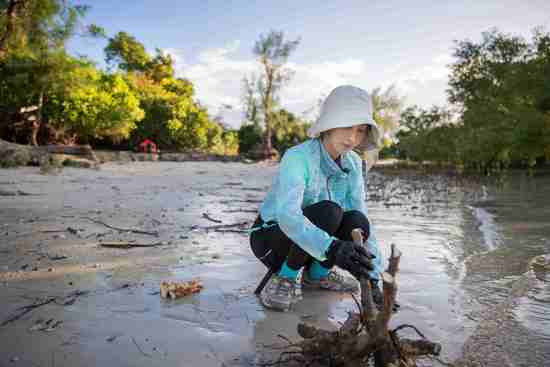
left=467, top=173, right=550, bottom=360
left=515, top=256, right=550, bottom=341
left=467, top=205, right=502, bottom=251
left=366, top=170, right=550, bottom=364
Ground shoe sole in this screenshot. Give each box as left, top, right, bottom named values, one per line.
left=260, top=293, right=292, bottom=311
left=302, top=281, right=358, bottom=292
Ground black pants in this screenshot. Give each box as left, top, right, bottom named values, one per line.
left=250, top=200, right=370, bottom=271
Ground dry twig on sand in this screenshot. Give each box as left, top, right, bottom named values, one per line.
left=99, top=242, right=163, bottom=249
left=82, top=217, right=159, bottom=236
left=201, top=221, right=250, bottom=231
left=202, top=213, right=223, bottom=223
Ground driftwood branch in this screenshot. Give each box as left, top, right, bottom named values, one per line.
left=373, top=272, right=399, bottom=366
left=264, top=227, right=441, bottom=367
left=387, top=243, right=402, bottom=277
left=351, top=229, right=376, bottom=323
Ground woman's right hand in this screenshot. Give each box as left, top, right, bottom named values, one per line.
left=325, top=240, right=375, bottom=279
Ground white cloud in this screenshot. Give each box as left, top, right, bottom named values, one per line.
left=392, top=53, right=453, bottom=108
left=165, top=43, right=452, bottom=128
left=165, top=42, right=256, bottom=127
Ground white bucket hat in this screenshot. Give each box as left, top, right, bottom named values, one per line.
left=308, top=85, right=381, bottom=152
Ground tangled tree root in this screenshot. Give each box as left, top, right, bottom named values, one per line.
left=262, top=229, right=442, bottom=367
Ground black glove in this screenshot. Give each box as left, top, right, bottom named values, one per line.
left=325, top=240, right=375, bottom=279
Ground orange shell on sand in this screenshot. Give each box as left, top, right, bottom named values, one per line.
left=160, top=279, right=203, bottom=299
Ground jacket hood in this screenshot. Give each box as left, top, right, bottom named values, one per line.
left=308, top=85, right=381, bottom=153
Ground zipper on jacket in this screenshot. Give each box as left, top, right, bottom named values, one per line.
left=326, top=174, right=334, bottom=201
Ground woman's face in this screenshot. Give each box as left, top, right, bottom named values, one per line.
left=322, top=124, right=369, bottom=159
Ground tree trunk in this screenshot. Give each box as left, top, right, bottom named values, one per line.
left=30, top=91, right=43, bottom=146
left=0, top=0, right=26, bottom=60
left=264, top=122, right=273, bottom=155
left=262, top=65, right=275, bottom=159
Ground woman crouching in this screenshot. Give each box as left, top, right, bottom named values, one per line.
left=250, top=85, right=384, bottom=311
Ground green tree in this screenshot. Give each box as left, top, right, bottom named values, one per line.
left=146, top=48, right=174, bottom=82
left=252, top=30, right=300, bottom=158
left=104, top=32, right=230, bottom=153
left=237, top=121, right=262, bottom=155
left=241, top=75, right=260, bottom=126
left=396, top=105, right=456, bottom=162
left=270, top=108, right=310, bottom=155
left=1, top=0, right=94, bottom=60
left=57, top=67, right=144, bottom=142
left=127, top=72, right=229, bottom=153
left=127, top=73, right=194, bottom=148
left=448, top=28, right=550, bottom=168
left=105, top=33, right=174, bottom=82
left=104, top=31, right=151, bottom=72
left=0, top=0, right=103, bottom=144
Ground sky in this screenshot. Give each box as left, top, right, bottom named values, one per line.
left=68, top=0, right=550, bottom=128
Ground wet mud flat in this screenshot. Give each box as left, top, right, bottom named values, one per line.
left=1, top=162, right=549, bottom=366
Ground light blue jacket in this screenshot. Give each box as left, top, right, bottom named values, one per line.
left=254, top=138, right=382, bottom=279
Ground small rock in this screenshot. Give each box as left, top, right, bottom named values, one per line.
left=10, top=356, right=19, bottom=362
left=211, top=253, right=221, bottom=259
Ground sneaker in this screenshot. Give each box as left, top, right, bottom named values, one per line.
left=302, top=269, right=359, bottom=292
left=260, top=274, right=301, bottom=311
